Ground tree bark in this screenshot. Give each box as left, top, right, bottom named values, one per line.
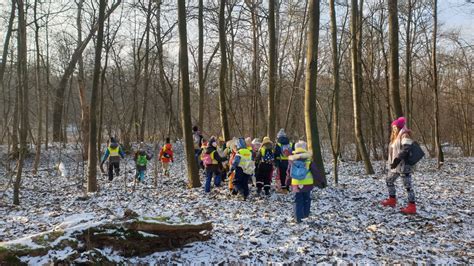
left=351, top=0, right=374, bottom=174
left=198, top=0, right=205, bottom=130
left=87, top=0, right=108, bottom=193
left=404, top=0, right=413, bottom=126
left=13, top=0, right=29, bottom=205
left=33, top=0, right=43, bottom=175
left=219, top=0, right=230, bottom=140
left=178, top=0, right=201, bottom=188
left=267, top=0, right=277, bottom=140
left=388, top=0, right=403, bottom=118
left=140, top=0, right=153, bottom=141
left=329, top=0, right=340, bottom=184
left=0, top=0, right=16, bottom=84
left=305, top=0, right=326, bottom=180
left=432, top=0, right=444, bottom=168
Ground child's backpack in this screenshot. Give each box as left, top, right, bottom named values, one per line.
left=280, top=143, right=292, bottom=158
left=261, top=148, right=274, bottom=164
left=201, top=151, right=215, bottom=166
left=406, top=141, right=425, bottom=165
left=137, top=154, right=148, bottom=166
left=290, top=159, right=310, bottom=180
left=162, top=147, right=171, bottom=159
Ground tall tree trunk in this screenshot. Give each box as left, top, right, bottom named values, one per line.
left=267, top=0, right=277, bottom=140
left=329, top=0, right=340, bottom=184
left=351, top=0, right=374, bottom=174
left=140, top=0, right=153, bottom=141
left=13, top=0, right=29, bottom=205
left=87, top=0, right=108, bottom=193
left=0, top=0, right=15, bottom=84
left=76, top=0, right=90, bottom=161
left=432, top=0, right=444, bottom=168
left=219, top=0, right=230, bottom=140
left=33, top=0, right=43, bottom=175
left=388, top=0, right=403, bottom=118
left=198, top=0, right=205, bottom=130
left=52, top=0, right=121, bottom=141
left=404, top=0, right=413, bottom=126
left=178, top=0, right=201, bottom=188
left=305, top=0, right=326, bottom=180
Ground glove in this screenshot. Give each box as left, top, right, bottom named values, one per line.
left=390, top=158, right=401, bottom=169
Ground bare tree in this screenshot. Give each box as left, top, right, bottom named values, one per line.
left=219, top=0, right=230, bottom=140
left=388, top=0, right=403, bottom=118
left=198, top=0, right=205, bottom=130
left=267, top=0, right=277, bottom=139
left=33, top=0, right=43, bottom=174
left=178, top=0, right=201, bottom=188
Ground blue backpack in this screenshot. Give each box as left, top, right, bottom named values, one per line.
left=291, top=160, right=310, bottom=180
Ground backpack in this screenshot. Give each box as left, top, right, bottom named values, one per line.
left=406, top=141, right=425, bottom=165
left=291, top=159, right=310, bottom=180
left=281, top=144, right=292, bottom=158
left=162, top=147, right=171, bottom=159
left=201, top=151, right=215, bottom=166
left=137, top=154, right=148, bottom=166
left=261, top=148, right=274, bottom=163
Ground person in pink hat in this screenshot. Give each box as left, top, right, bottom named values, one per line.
left=381, top=117, right=417, bottom=214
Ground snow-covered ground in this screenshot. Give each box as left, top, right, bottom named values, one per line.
left=0, top=142, right=473, bottom=264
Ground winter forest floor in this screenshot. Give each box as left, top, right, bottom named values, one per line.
left=0, top=142, right=473, bottom=264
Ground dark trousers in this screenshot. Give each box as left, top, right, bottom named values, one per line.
left=277, top=161, right=289, bottom=190
left=194, top=149, right=202, bottom=170
left=108, top=162, right=120, bottom=181
left=256, top=163, right=273, bottom=195
left=294, top=191, right=311, bottom=223
left=233, top=168, right=250, bottom=199
left=205, top=168, right=221, bottom=192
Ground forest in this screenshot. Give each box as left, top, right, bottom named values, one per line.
left=0, top=0, right=473, bottom=264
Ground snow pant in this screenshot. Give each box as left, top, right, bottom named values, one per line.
left=386, top=173, right=416, bottom=203
left=205, top=168, right=221, bottom=193
left=135, top=169, right=145, bottom=182
left=294, top=191, right=311, bottom=223
left=256, top=163, right=273, bottom=195
left=108, top=162, right=120, bottom=181
left=277, top=160, right=289, bottom=190
left=233, top=168, right=250, bottom=199
left=162, top=162, right=170, bottom=176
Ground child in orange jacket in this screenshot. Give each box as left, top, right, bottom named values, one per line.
left=159, top=138, right=174, bottom=177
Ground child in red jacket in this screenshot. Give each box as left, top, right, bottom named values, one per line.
left=159, top=138, right=174, bottom=177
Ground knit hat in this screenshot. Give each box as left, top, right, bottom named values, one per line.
left=261, top=136, right=272, bottom=145
left=277, top=128, right=287, bottom=138
left=251, top=138, right=261, bottom=145
left=192, top=126, right=199, bottom=132
left=294, top=141, right=308, bottom=154
left=391, top=117, right=406, bottom=129
left=110, top=137, right=116, bottom=143
left=208, top=136, right=217, bottom=148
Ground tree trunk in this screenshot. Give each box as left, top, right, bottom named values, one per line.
left=198, top=0, right=205, bottom=130
left=388, top=0, right=403, bottom=118
left=52, top=0, right=121, bottom=142
left=33, top=0, right=43, bottom=175
left=87, top=0, right=108, bottom=193
left=13, top=0, right=29, bottom=205
left=432, top=0, right=444, bottom=168
left=329, top=0, right=340, bottom=184
left=0, top=0, right=15, bottom=84
left=267, top=0, right=277, bottom=140
left=178, top=0, right=201, bottom=188
left=219, top=0, right=230, bottom=140
left=404, top=0, right=413, bottom=126
left=140, top=0, right=153, bottom=142
left=351, top=0, right=374, bottom=174
left=305, top=0, right=326, bottom=180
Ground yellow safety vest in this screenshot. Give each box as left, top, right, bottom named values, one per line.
left=291, top=160, right=314, bottom=185
left=238, top=149, right=253, bottom=174
left=108, top=146, right=120, bottom=157
left=277, top=143, right=293, bottom=160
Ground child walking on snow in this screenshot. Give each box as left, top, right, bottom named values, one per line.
left=134, top=142, right=153, bottom=183
left=202, top=137, right=226, bottom=193
left=229, top=138, right=255, bottom=200
left=159, top=138, right=174, bottom=177
left=255, top=137, right=274, bottom=196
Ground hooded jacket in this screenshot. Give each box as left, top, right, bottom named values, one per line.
left=102, top=142, right=125, bottom=164
left=159, top=143, right=174, bottom=163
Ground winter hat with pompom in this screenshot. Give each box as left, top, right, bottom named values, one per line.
left=294, top=141, right=308, bottom=154
left=277, top=128, right=287, bottom=138
left=391, top=117, right=406, bottom=129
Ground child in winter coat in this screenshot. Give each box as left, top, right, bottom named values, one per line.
left=381, top=117, right=417, bottom=214
left=101, top=137, right=126, bottom=181
left=275, top=129, right=293, bottom=192
left=134, top=142, right=153, bottom=183
left=230, top=138, right=255, bottom=200
left=286, top=141, right=322, bottom=223
left=159, top=138, right=174, bottom=177
left=216, top=137, right=228, bottom=180
left=227, top=139, right=238, bottom=192
left=255, top=137, right=274, bottom=196
left=202, top=137, right=226, bottom=193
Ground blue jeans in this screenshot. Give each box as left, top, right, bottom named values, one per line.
left=136, top=169, right=145, bottom=182
left=294, top=191, right=311, bottom=223
left=205, top=169, right=221, bottom=192
left=233, top=168, right=250, bottom=199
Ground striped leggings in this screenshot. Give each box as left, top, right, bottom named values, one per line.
left=386, top=173, right=416, bottom=203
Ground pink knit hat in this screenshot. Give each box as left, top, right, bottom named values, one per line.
left=391, top=117, right=406, bottom=129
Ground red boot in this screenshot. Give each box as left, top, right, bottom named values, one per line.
left=400, top=203, right=416, bottom=214
left=381, top=197, right=397, bottom=207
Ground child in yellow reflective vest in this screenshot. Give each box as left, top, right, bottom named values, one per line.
left=229, top=138, right=255, bottom=200
left=101, top=137, right=125, bottom=181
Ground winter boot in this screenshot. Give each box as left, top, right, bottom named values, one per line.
left=400, top=202, right=416, bottom=214
left=381, top=197, right=397, bottom=207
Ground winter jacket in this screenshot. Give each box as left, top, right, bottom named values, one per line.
left=193, top=131, right=203, bottom=150
left=203, top=146, right=225, bottom=172
left=388, top=127, right=413, bottom=174
left=286, top=151, right=316, bottom=193
left=230, top=148, right=254, bottom=175
left=101, top=142, right=125, bottom=164
left=274, top=136, right=293, bottom=162
left=255, top=144, right=274, bottom=166
left=159, top=143, right=174, bottom=163
left=134, top=150, right=153, bottom=170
